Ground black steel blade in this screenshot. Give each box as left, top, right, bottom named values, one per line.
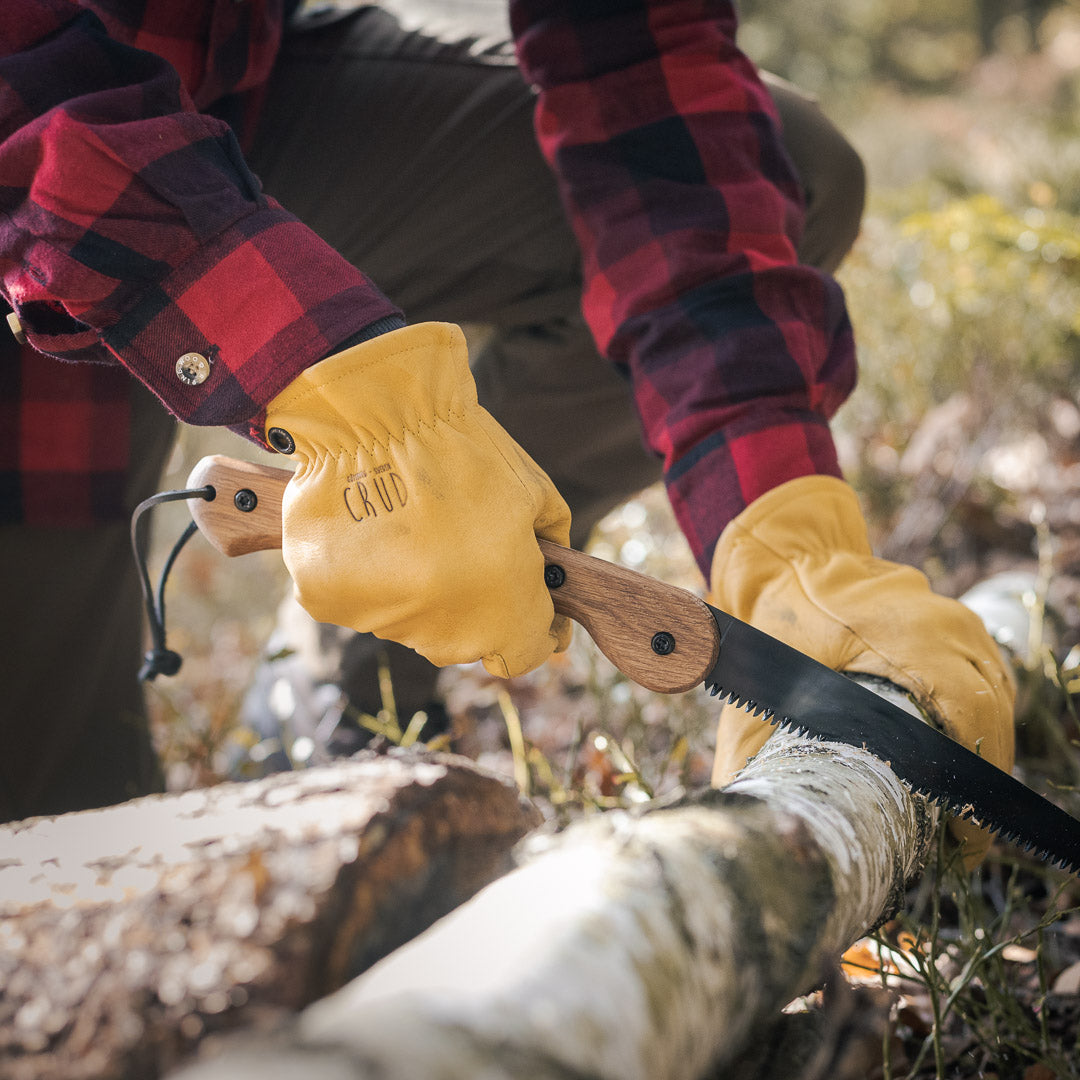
left=704, top=603, right=1080, bottom=875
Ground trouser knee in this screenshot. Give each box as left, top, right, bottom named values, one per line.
left=765, top=73, right=867, bottom=274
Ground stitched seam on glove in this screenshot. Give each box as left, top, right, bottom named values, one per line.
left=276, top=401, right=494, bottom=470
left=268, top=331, right=474, bottom=454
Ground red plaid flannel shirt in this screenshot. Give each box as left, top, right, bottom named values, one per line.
left=2, top=0, right=856, bottom=573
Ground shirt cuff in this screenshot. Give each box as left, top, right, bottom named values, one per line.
left=94, top=200, right=402, bottom=436
left=665, top=413, right=844, bottom=576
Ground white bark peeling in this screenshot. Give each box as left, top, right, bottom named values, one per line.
left=174, top=697, right=939, bottom=1080
left=726, top=729, right=939, bottom=960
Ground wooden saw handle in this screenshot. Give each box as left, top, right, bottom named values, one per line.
left=185, top=455, right=719, bottom=694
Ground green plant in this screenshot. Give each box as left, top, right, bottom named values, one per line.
left=871, top=834, right=1080, bottom=1079
left=838, top=191, right=1080, bottom=462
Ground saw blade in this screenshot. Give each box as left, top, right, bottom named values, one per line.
left=703, top=603, right=1080, bottom=875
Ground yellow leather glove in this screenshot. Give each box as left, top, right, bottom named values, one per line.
left=265, top=322, right=572, bottom=679
left=709, top=475, right=1016, bottom=867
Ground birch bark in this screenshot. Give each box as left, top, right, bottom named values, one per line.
left=174, top=696, right=940, bottom=1080
left=0, top=753, right=540, bottom=1080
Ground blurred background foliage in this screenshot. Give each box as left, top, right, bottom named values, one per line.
left=739, top=0, right=1079, bottom=110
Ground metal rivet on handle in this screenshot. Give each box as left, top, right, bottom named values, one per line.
left=544, top=564, right=566, bottom=589
left=234, top=489, right=258, bottom=513
left=651, top=631, right=676, bottom=656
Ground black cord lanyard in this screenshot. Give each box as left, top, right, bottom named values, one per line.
left=130, top=485, right=216, bottom=681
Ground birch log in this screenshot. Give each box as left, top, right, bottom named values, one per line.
left=173, top=699, right=941, bottom=1080
left=0, top=751, right=540, bottom=1080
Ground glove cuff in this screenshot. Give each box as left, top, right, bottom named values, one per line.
left=715, top=474, right=869, bottom=566
left=264, top=322, right=473, bottom=457
left=709, top=475, right=872, bottom=614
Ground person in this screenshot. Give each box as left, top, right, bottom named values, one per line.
left=0, top=0, right=1014, bottom=866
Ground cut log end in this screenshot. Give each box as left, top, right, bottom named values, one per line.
left=0, top=750, right=540, bottom=1080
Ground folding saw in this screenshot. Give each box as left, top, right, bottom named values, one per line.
left=180, top=454, right=1080, bottom=875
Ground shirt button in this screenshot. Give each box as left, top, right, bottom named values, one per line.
left=176, top=352, right=211, bottom=386
left=6, top=312, right=27, bottom=345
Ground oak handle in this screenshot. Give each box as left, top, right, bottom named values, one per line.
left=185, top=455, right=719, bottom=693
left=186, top=455, right=287, bottom=556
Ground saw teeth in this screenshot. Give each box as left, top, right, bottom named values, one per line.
left=705, top=682, right=1080, bottom=874
left=905, top=783, right=947, bottom=813
left=704, top=682, right=769, bottom=717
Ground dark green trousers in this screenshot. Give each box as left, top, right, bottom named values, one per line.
left=0, top=381, right=174, bottom=820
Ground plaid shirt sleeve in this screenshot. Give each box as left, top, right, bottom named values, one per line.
left=511, top=0, right=857, bottom=574
left=0, top=0, right=402, bottom=448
